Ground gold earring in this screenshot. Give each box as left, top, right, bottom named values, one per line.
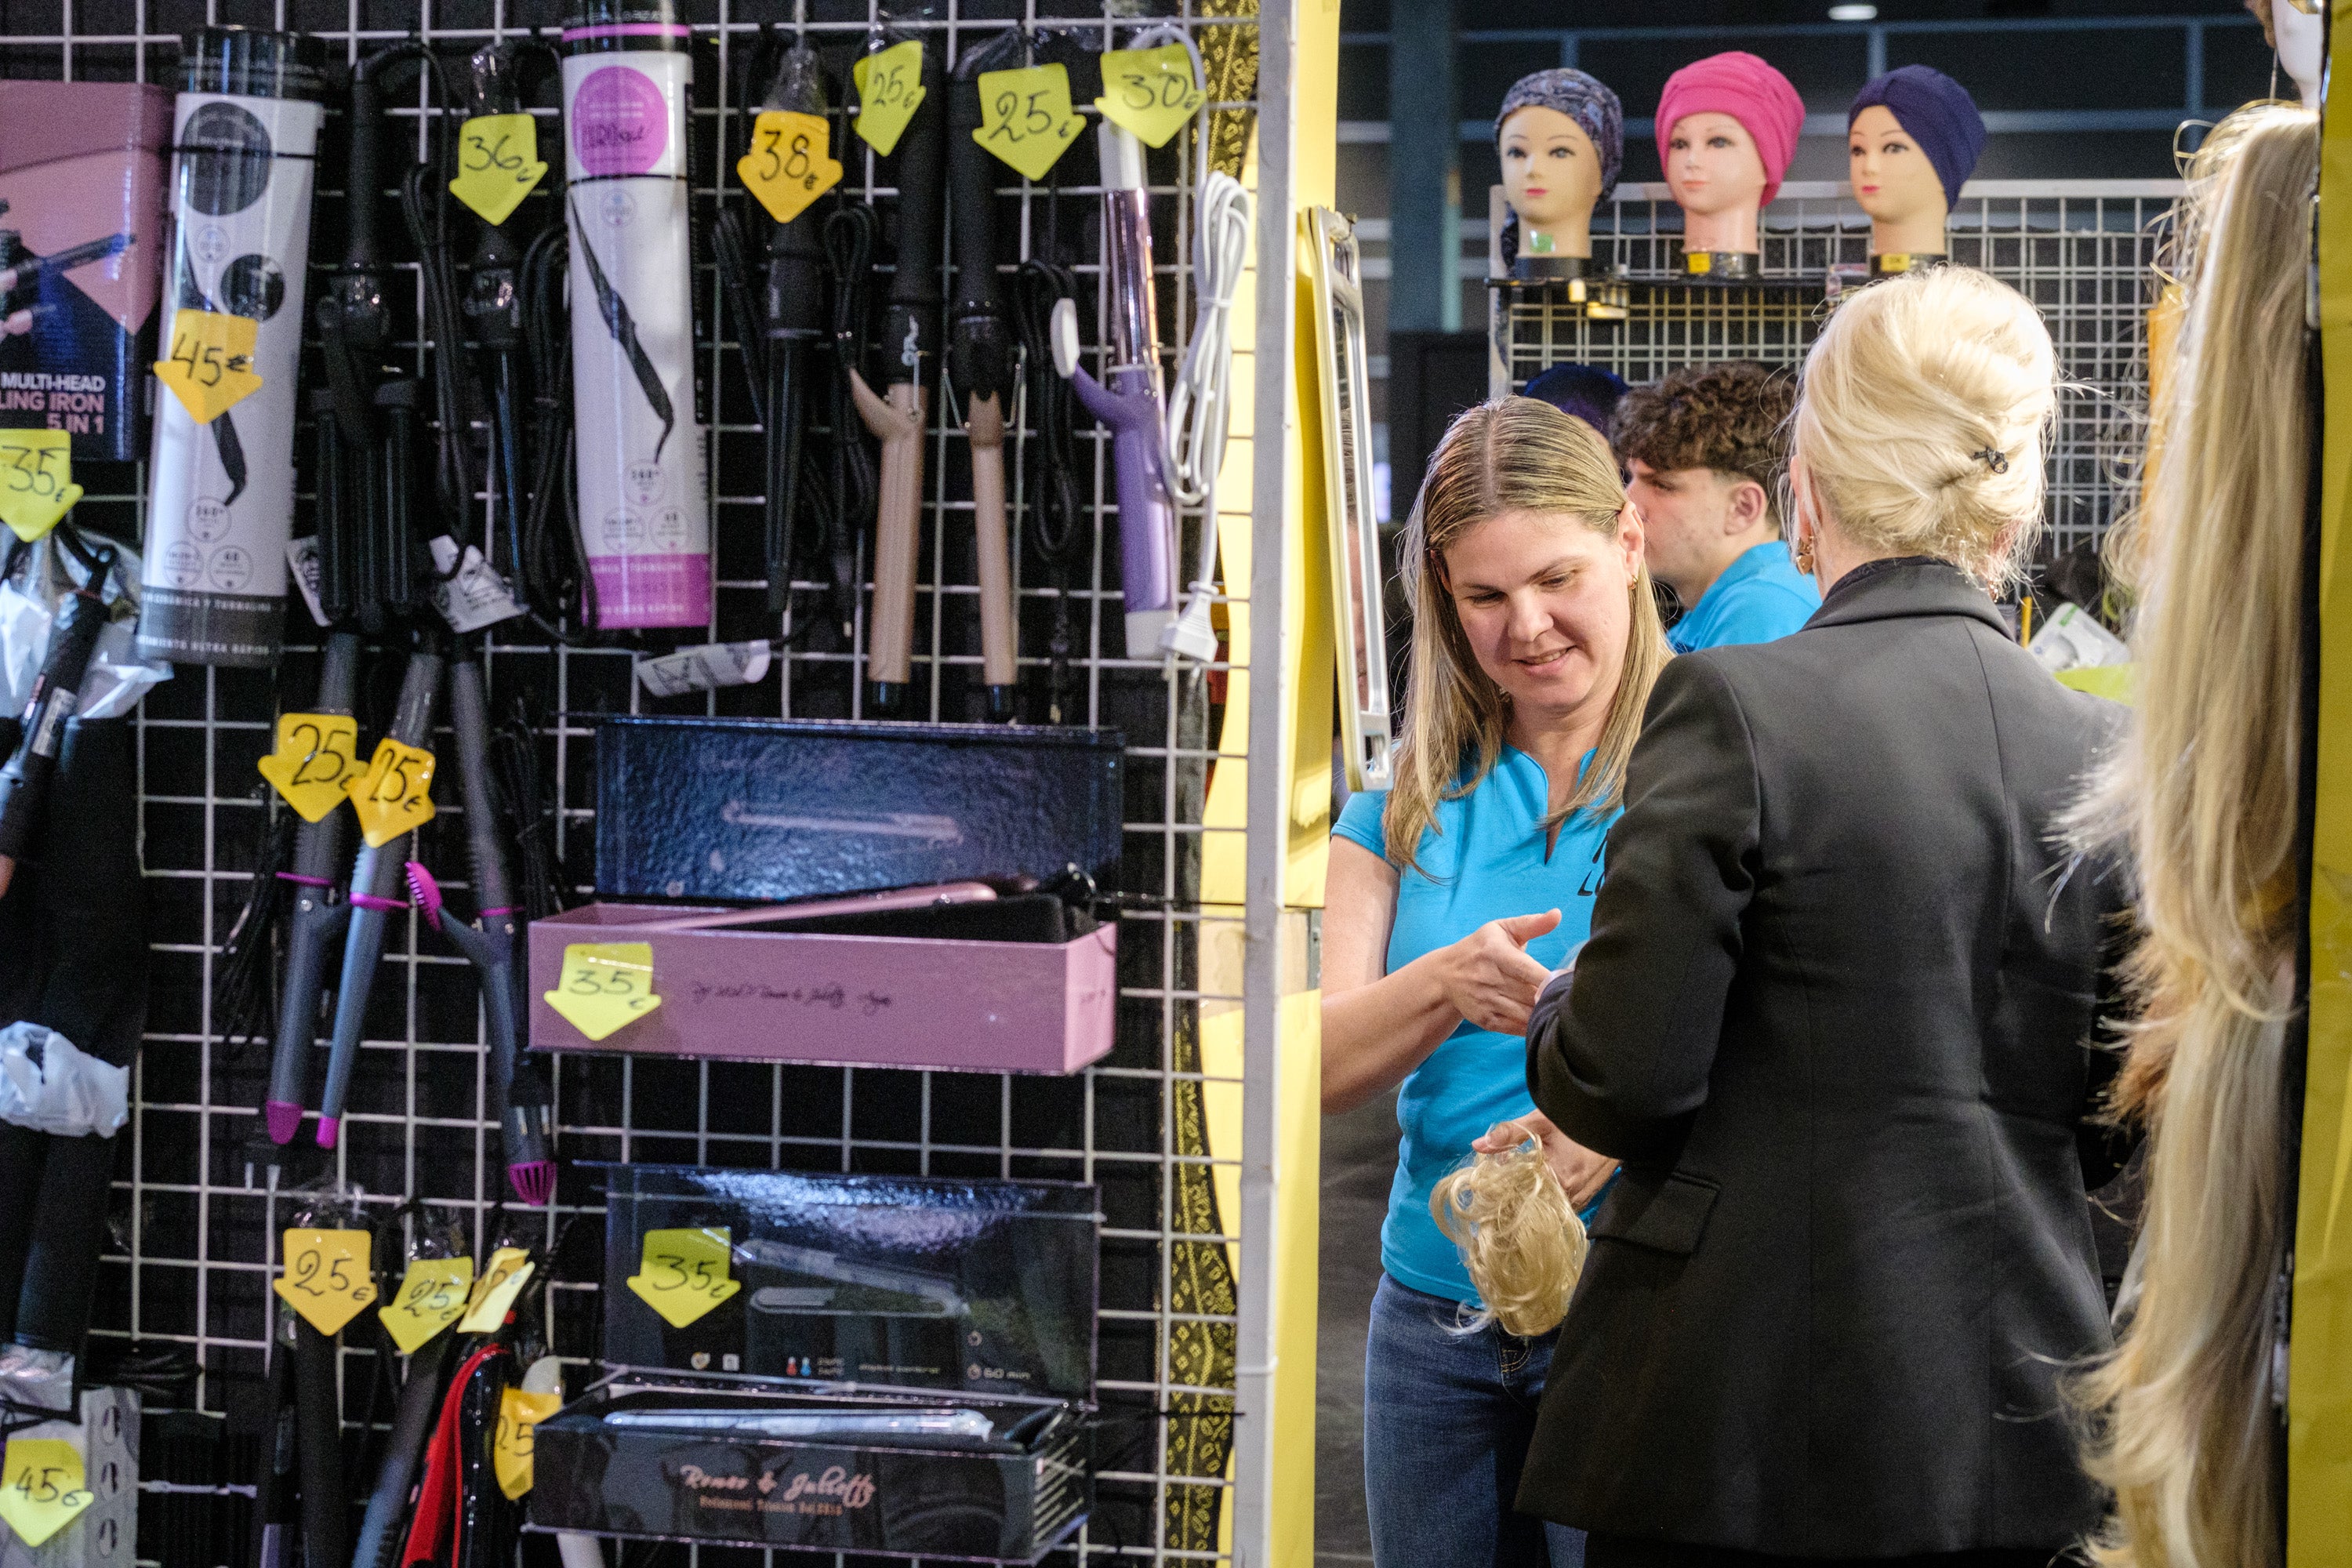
left=1792, top=528, right=1816, bottom=575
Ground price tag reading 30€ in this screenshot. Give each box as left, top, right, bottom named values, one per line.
left=1094, top=44, right=1208, bottom=148
left=626, top=1226, right=741, bottom=1329
left=544, top=942, right=661, bottom=1042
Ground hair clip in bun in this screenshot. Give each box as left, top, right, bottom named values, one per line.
left=1973, top=447, right=2009, bottom=474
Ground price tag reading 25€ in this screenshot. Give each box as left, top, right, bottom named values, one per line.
left=626, top=1225, right=740, bottom=1328
left=273, top=1228, right=377, bottom=1335
left=257, top=712, right=360, bottom=822
left=346, top=737, right=437, bottom=847
left=544, top=942, right=661, bottom=1042
left=379, top=1255, right=474, bottom=1355
left=851, top=39, right=927, bottom=156
left=975, top=64, right=1084, bottom=182
left=739, top=111, right=844, bottom=225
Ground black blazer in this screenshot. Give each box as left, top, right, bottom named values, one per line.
left=1520, top=558, right=2129, bottom=1557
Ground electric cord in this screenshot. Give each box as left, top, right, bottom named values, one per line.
left=822, top=203, right=881, bottom=636
left=488, top=691, right=567, bottom=920
left=1015, top=256, right=1086, bottom=720
left=517, top=225, right=600, bottom=641
left=212, top=802, right=294, bottom=1058
left=402, top=159, right=483, bottom=567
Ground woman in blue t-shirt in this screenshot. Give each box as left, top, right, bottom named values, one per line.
left=1325, top=397, right=1671, bottom=1568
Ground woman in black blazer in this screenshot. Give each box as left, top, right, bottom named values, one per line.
left=1519, top=266, right=2129, bottom=1568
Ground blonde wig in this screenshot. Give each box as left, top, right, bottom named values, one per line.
left=1387, top=397, right=1671, bottom=879
left=1792, top=265, right=2057, bottom=592
left=1430, top=1127, right=1589, bottom=1338
left=2066, top=102, right=2317, bottom=1568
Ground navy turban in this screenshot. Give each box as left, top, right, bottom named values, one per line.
left=1848, top=66, right=1987, bottom=211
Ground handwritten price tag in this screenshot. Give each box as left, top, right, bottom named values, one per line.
left=543, top=942, right=662, bottom=1042
left=0, top=1439, right=92, bottom=1548
left=154, top=309, right=263, bottom=424
left=346, top=737, right=436, bottom=848
left=626, top=1226, right=741, bottom=1329
left=1095, top=44, right=1207, bottom=148
left=257, top=712, right=359, bottom=823
left=852, top=40, right=927, bottom=156
left=450, top=113, right=547, bottom=227
left=378, top=1255, right=474, bottom=1355
left=0, top=430, right=82, bottom=543
left=493, top=1387, right=562, bottom=1500
left=739, top=111, right=843, bottom=225
left=273, top=1228, right=377, bottom=1336
left=975, top=64, right=1084, bottom=182
left=459, top=1247, right=534, bottom=1334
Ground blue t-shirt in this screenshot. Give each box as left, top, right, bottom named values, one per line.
left=1669, top=539, right=1820, bottom=653
left=1331, top=748, right=1615, bottom=1305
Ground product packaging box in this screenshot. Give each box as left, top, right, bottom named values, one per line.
left=0, top=83, right=171, bottom=461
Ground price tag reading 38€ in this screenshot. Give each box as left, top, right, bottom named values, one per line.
left=257, top=712, right=360, bottom=822
left=544, top=942, right=662, bottom=1042
left=154, top=309, right=263, bottom=424
left=346, top=737, right=437, bottom=848
left=449, top=113, right=548, bottom=227
left=0, top=430, right=82, bottom=543
left=851, top=39, right=927, bottom=155
left=975, top=64, right=1085, bottom=182
left=0, top=1439, right=93, bottom=1548
left=494, top=1387, right=563, bottom=1501
left=378, top=1255, right=475, bottom=1355
left=739, top=111, right=844, bottom=225
left=460, top=1247, right=535, bottom=1334
left=1094, top=44, right=1209, bottom=148
left=273, top=1228, right=378, bottom=1335
left=626, top=1226, right=742, bottom=1328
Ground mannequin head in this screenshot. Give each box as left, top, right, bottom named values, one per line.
left=2269, top=0, right=2323, bottom=110
left=1655, top=53, right=1805, bottom=257
left=1846, top=67, right=1987, bottom=258
left=1496, top=69, right=1624, bottom=262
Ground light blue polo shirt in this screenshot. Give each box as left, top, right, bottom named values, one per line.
left=1332, top=748, right=1614, bottom=1306
left=1669, top=539, right=1820, bottom=652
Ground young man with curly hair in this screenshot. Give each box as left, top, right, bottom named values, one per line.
left=1613, top=360, right=1820, bottom=652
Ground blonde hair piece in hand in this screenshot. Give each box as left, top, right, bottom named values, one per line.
left=1430, top=1126, right=1590, bottom=1338
left=1791, top=264, right=2056, bottom=592
left=2064, top=101, right=2318, bottom=1568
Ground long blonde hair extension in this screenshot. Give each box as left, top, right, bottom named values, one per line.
left=1387, top=397, right=1671, bottom=878
left=2066, top=101, right=2317, bottom=1568
left=1431, top=1127, right=1590, bottom=1338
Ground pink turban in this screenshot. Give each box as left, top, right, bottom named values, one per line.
left=1655, top=51, right=1806, bottom=205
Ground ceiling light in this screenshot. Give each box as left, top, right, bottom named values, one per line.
left=1829, top=4, right=1878, bottom=18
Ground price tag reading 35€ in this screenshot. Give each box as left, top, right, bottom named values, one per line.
left=273, top=1228, right=378, bottom=1335
left=0, top=430, right=82, bottom=543
left=0, top=1439, right=93, bottom=1548
left=379, top=1255, right=474, bottom=1355
left=544, top=942, right=662, bottom=1042
left=346, top=737, right=437, bottom=848
left=460, top=1247, right=535, bottom=1334
left=975, top=64, right=1084, bottom=182
left=1095, top=44, right=1208, bottom=148
left=627, top=1226, right=741, bottom=1328
left=257, top=712, right=360, bottom=822
left=154, top=309, right=263, bottom=424
left=851, top=39, right=927, bottom=155
left=450, top=113, right=548, bottom=227
left=739, top=111, right=844, bottom=225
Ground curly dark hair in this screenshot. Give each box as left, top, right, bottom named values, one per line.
left=1611, top=361, right=1796, bottom=527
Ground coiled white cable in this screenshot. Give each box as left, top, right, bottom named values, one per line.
left=1159, top=161, right=1253, bottom=661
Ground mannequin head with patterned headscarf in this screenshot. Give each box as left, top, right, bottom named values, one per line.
left=1496, top=68, right=1624, bottom=261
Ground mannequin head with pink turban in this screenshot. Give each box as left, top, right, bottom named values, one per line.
left=1656, top=51, right=1806, bottom=260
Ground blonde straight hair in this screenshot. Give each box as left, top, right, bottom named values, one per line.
left=2067, top=102, right=2318, bottom=1568
left=1385, top=397, right=1671, bottom=878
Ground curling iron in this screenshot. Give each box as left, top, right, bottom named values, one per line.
left=739, top=1239, right=968, bottom=1318
left=604, top=1407, right=996, bottom=1442
left=0, top=532, right=112, bottom=900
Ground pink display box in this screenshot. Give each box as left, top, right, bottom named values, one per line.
left=527, top=902, right=1117, bottom=1074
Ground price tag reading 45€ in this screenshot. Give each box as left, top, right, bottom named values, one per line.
left=0, top=1439, right=92, bottom=1548
left=626, top=1226, right=741, bottom=1328
left=0, top=430, right=82, bottom=544
left=739, top=111, right=844, bottom=225
left=450, top=113, right=548, bottom=227
left=544, top=942, right=661, bottom=1042
left=1095, top=44, right=1208, bottom=148
left=257, top=712, right=360, bottom=822
left=273, top=1228, right=378, bottom=1335
left=346, top=737, right=437, bottom=848
left=378, top=1255, right=474, bottom=1355
left=851, top=39, right=927, bottom=156
left=154, top=309, right=263, bottom=424
left=975, top=64, right=1084, bottom=182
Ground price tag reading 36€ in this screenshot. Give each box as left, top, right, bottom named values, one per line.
left=739, top=111, right=844, bottom=225
left=0, top=1439, right=92, bottom=1548
left=544, top=942, right=662, bottom=1042
left=851, top=39, right=927, bottom=155
left=1094, top=44, right=1208, bottom=148
left=450, top=113, right=548, bottom=227
left=494, top=1388, right=563, bottom=1501
left=460, top=1247, right=535, bottom=1334
left=0, top=430, right=82, bottom=543
left=154, top=309, right=263, bottom=424
left=379, top=1255, right=475, bottom=1355
left=346, top=737, right=437, bottom=848
left=975, top=64, right=1085, bottom=182
left=626, top=1226, right=741, bottom=1328
left=273, top=1228, right=378, bottom=1335
left=257, top=712, right=360, bottom=822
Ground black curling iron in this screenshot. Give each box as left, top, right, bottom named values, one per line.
left=0, top=529, right=115, bottom=899
left=568, top=193, right=676, bottom=464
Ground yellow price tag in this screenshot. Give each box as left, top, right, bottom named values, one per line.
left=975, top=64, right=1085, bottom=182
left=449, top=113, right=548, bottom=227
left=460, top=1247, right=535, bottom=1334
left=543, top=942, right=662, bottom=1043
left=0, top=430, right=82, bottom=543
left=0, top=1439, right=92, bottom=1548
left=346, top=737, right=436, bottom=848
left=378, top=1255, right=474, bottom=1355
left=626, top=1226, right=742, bottom=1329
left=154, top=309, right=263, bottom=424
left=739, top=111, right=844, bottom=225
left=257, top=712, right=360, bottom=823
left=851, top=39, right=927, bottom=156
left=1094, top=45, right=1207, bottom=149
left=272, top=1229, right=378, bottom=1336
left=493, top=1387, right=562, bottom=1500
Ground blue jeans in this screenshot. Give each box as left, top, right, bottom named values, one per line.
left=1363, top=1274, right=1587, bottom=1568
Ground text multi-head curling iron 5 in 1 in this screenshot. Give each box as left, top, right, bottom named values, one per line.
left=561, top=0, right=710, bottom=630
left=137, top=27, right=330, bottom=667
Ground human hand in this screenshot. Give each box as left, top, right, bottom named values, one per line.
left=1442, top=910, right=1561, bottom=1036
left=1472, top=1110, right=1618, bottom=1210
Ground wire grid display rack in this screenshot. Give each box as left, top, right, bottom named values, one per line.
left=1488, top=180, right=2181, bottom=556
left=1, top=0, right=1265, bottom=1563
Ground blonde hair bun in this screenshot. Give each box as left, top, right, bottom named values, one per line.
left=1793, top=266, right=2056, bottom=588
left=1430, top=1128, right=1590, bottom=1338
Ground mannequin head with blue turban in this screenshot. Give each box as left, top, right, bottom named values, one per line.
left=1847, top=66, right=1987, bottom=259
left=1497, top=68, right=1624, bottom=262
